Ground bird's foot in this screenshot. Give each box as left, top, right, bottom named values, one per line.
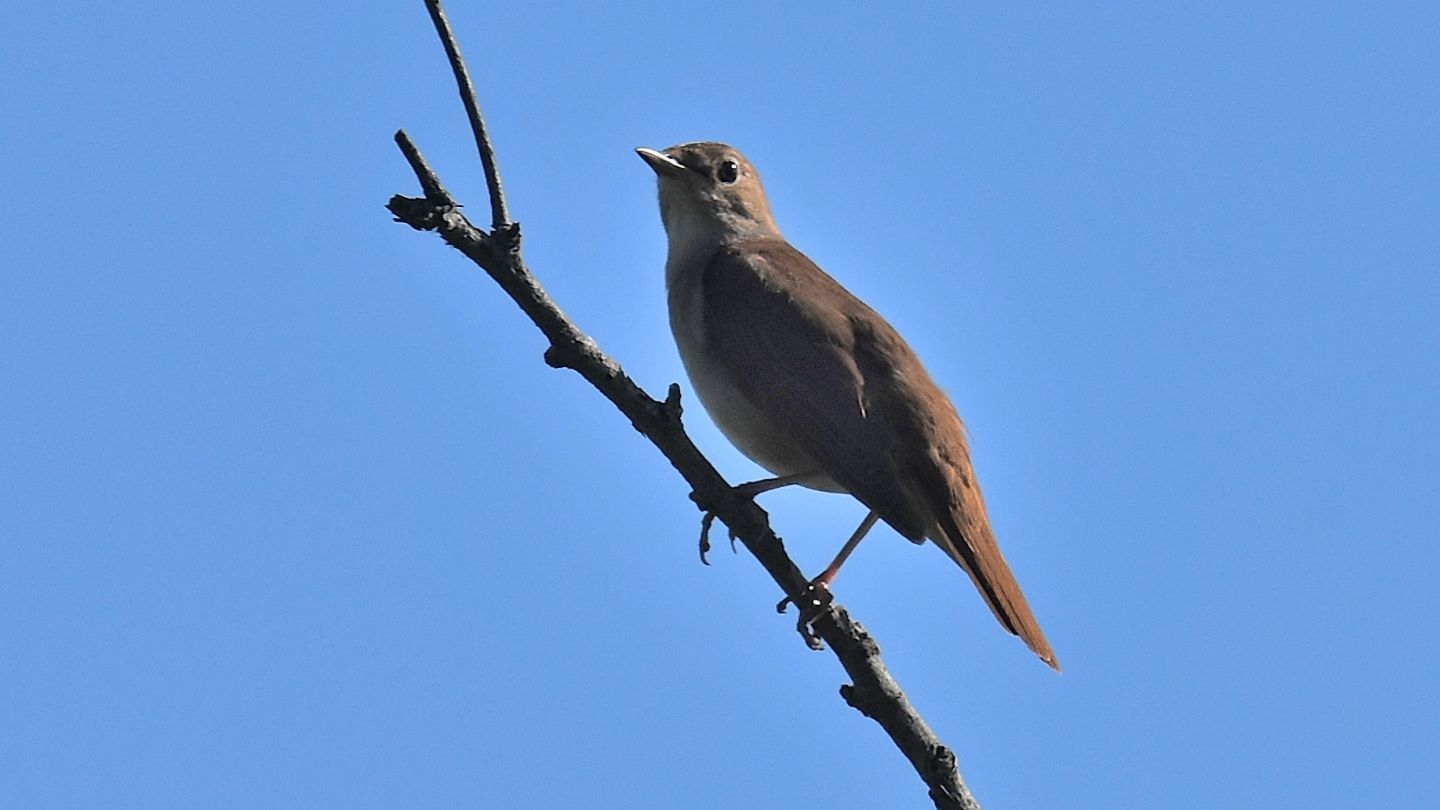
left=696, top=510, right=740, bottom=565
left=776, top=579, right=835, bottom=651
left=775, top=580, right=834, bottom=613
left=691, top=483, right=778, bottom=564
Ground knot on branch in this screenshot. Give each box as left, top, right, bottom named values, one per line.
left=924, top=745, right=959, bottom=785
left=543, top=341, right=581, bottom=370
left=839, top=682, right=881, bottom=718
left=633, top=383, right=684, bottom=433
left=388, top=194, right=455, bottom=231
left=663, top=383, right=684, bottom=419
left=544, top=335, right=613, bottom=373
left=491, top=221, right=522, bottom=254
left=924, top=748, right=975, bottom=810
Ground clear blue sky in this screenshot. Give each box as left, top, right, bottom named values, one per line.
left=3, top=3, right=1436, bottom=808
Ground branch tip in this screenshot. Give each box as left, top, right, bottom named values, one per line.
left=393, top=131, right=450, bottom=202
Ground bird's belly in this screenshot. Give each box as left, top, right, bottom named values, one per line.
left=683, top=353, right=846, bottom=493
left=668, top=292, right=845, bottom=493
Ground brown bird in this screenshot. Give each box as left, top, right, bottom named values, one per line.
left=637, top=142, right=1058, bottom=670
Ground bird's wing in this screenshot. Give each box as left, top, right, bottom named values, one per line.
left=698, top=237, right=930, bottom=540
left=702, top=237, right=1059, bottom=669
left=853, top=322, right=1060, bottom=670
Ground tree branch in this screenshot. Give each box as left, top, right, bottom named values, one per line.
left=421, top=0, right=509, bottom=229
left=387, top=3, right=981, bottom=807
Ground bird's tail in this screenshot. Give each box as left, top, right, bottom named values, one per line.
left=926, top=476, right=1060, bottom=672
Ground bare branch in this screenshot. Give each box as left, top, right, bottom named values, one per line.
left=421, top=0, right=509, bottom=228
left=394, top=129, right=447, bottom=201
left=388, top=3, right=983, bottom=807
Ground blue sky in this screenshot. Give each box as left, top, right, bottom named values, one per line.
left=3, top=2, right=1436, bottom=808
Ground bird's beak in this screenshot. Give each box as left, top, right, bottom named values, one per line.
left=636, top=147, right=686, bottom=177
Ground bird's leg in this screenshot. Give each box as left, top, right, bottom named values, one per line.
left=733, top=473, right=813, bottom=498
left=814, top=509, right=881, bottom=587
left=777, top=510, right=880, bottom=614
left=692, top=473, right=814, bottom=563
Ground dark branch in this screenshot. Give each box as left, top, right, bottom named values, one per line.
left=422, top=0, right=509, bottom=229
left=388, top=3, right=982, bottom=807
left=395, top=129, right=448, bottom=201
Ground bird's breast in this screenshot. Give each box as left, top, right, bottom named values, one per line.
left=665, top=254, right=844, bottom=493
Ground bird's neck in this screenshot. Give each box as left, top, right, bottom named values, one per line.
left=661, top=206, right=778, bottom=290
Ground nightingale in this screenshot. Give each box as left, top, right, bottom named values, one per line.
left=637, top=142, right=1058, bottom=670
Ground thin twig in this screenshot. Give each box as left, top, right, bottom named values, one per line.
left=395, top=130, right=447, bottom=200
left=422, top=0, right=509, bottom=229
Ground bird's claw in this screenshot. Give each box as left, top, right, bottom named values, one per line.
left=696, top=510, right=740, bottom=565
left=698, top=511, right=715, bottom=565
left=692, top=486, right=750, bottom=565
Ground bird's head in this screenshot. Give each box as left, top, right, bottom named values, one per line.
left=636, top=142, right=779, bottom=250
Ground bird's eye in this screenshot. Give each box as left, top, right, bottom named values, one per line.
left=716, top=159, right=740, bottom=184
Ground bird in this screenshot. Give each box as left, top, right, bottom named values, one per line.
left=636, top=142, right=1058, bottom=670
